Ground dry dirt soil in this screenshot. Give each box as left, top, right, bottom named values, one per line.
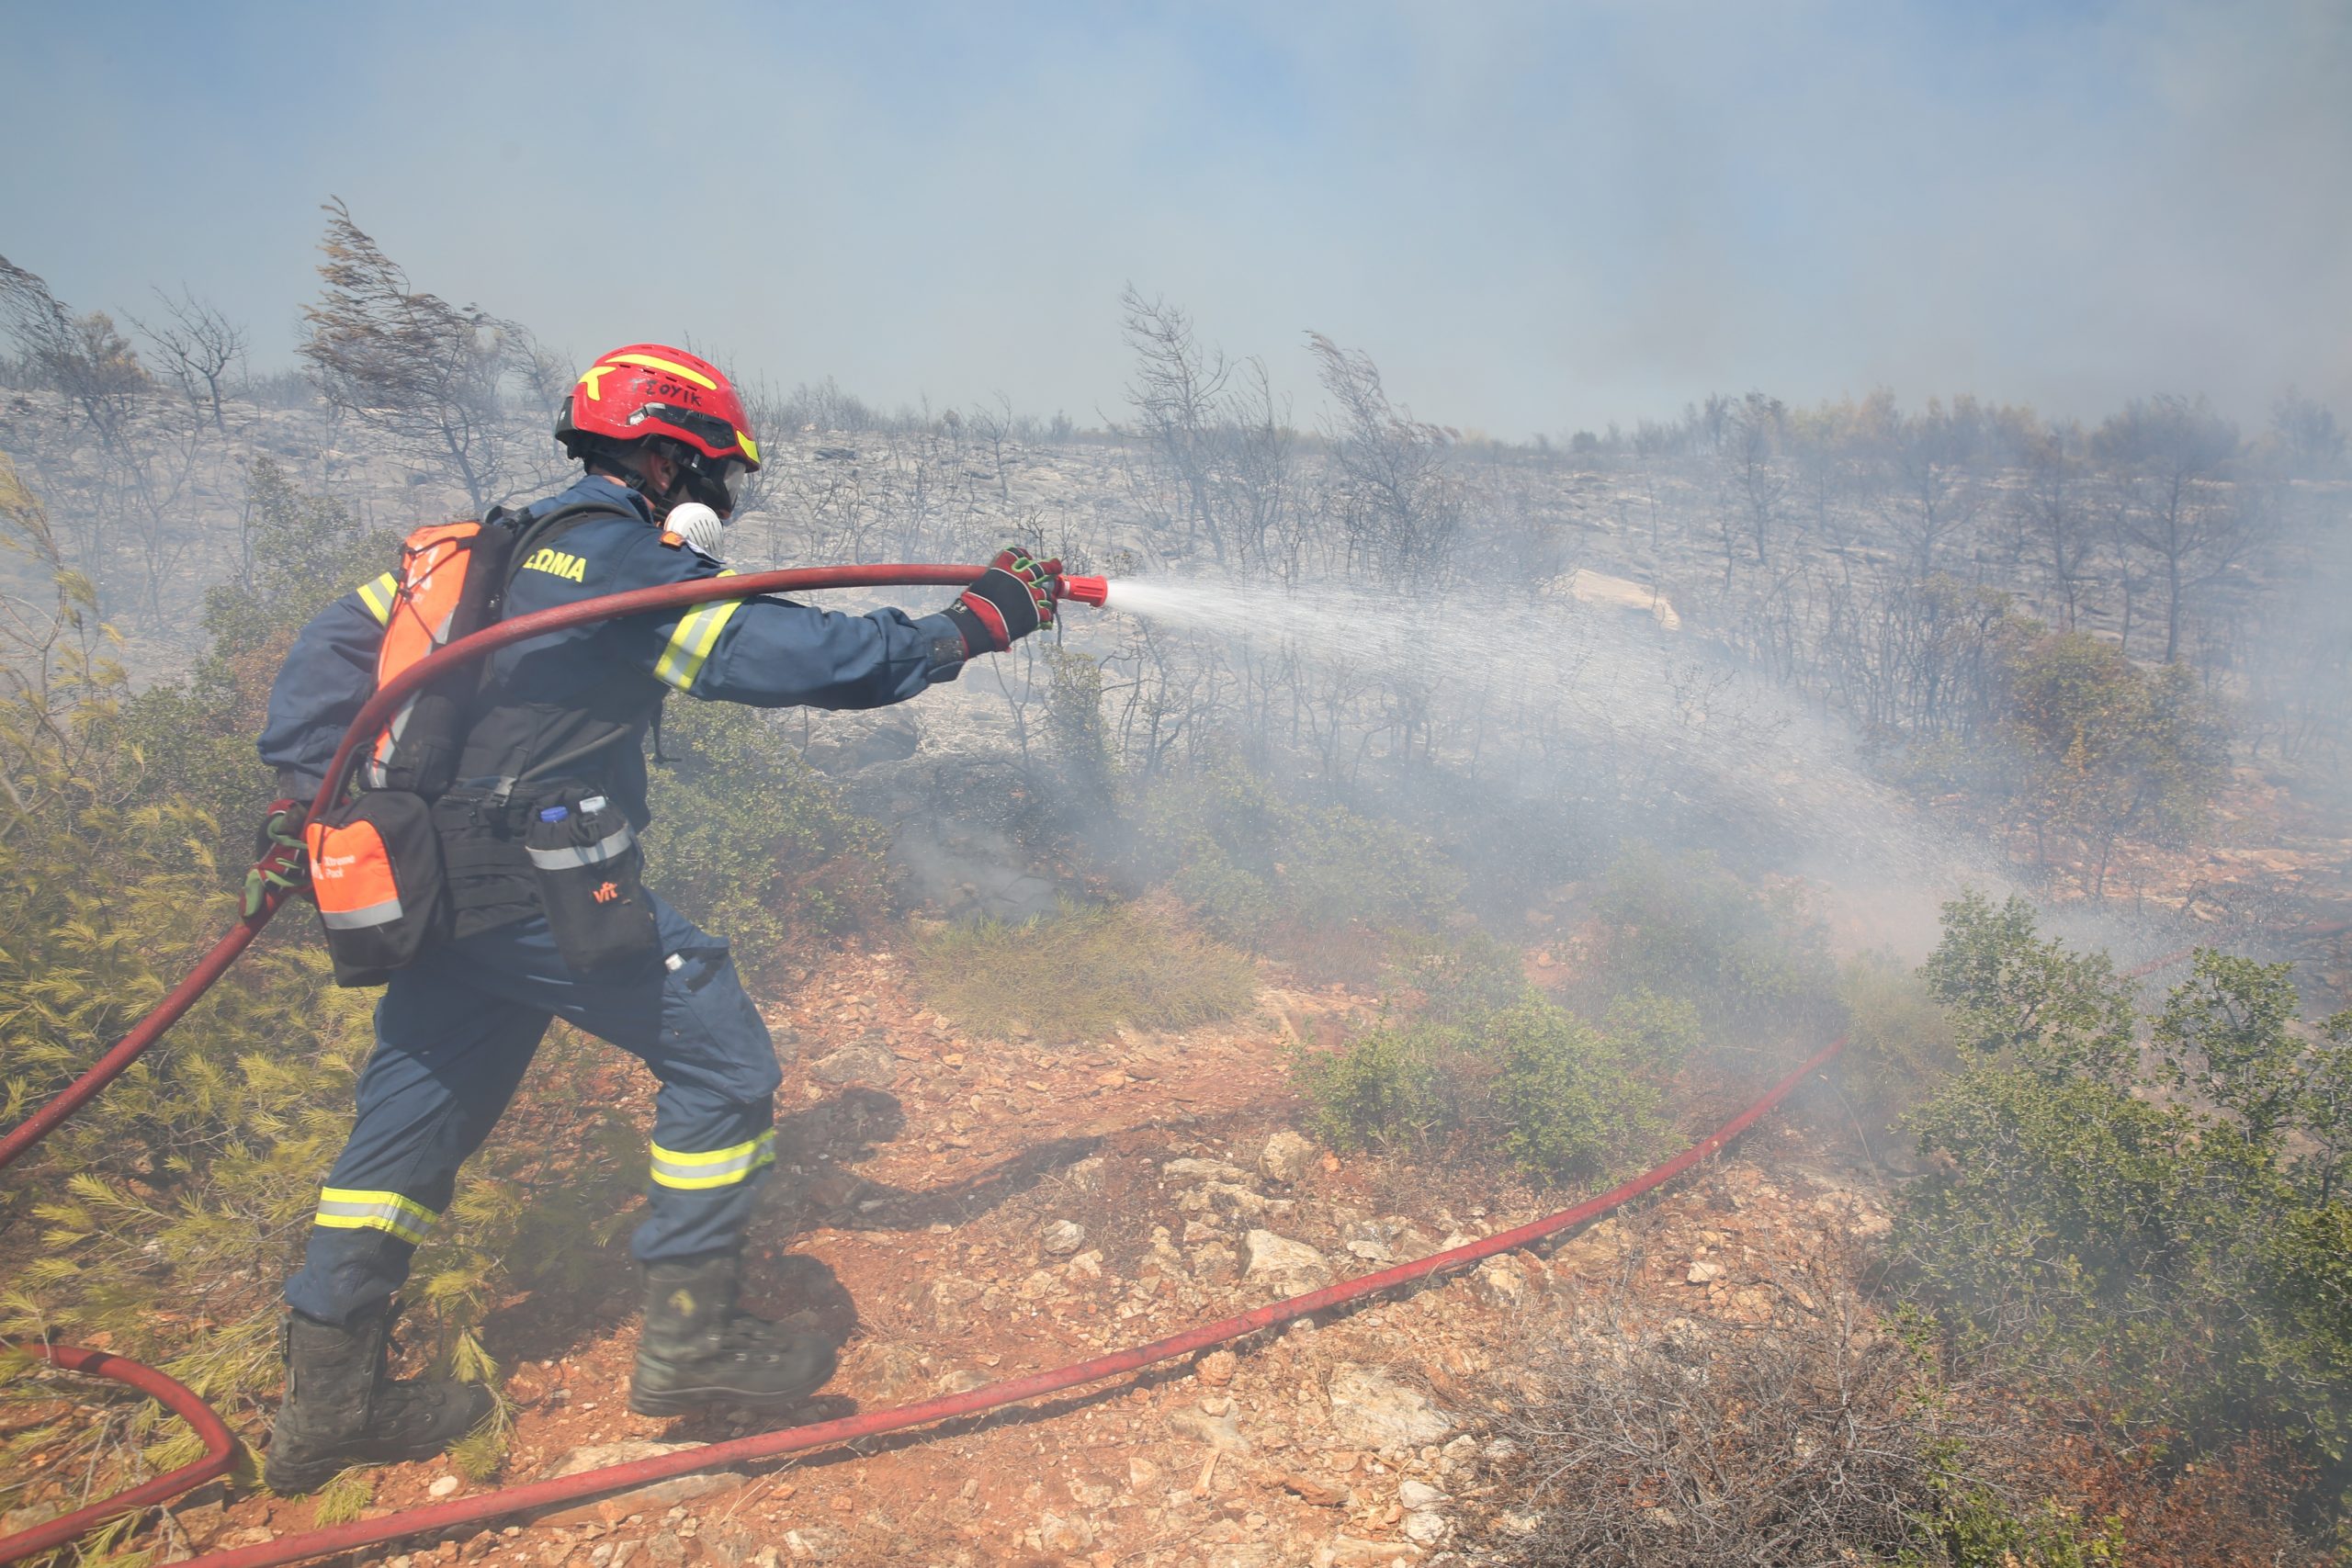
left=152, top=946, right=1889, bottom=1568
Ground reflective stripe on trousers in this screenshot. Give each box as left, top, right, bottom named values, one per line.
left=311, top=1186, right=438, bottom=1246
left=649, top=1128, right=776, bottom=1190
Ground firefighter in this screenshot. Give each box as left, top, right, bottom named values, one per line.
left=254, top=344, right=1058, bottom=1493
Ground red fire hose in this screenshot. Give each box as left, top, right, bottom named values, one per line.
left=0, top=558, right=2188, bottom=1568
left=0, top=565, right=1006, bottom=1174
left=6, top=1034, right=1849, bottom=1568
left=0, top=1345, right=237, bottom=1565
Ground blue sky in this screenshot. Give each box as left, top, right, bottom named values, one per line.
left=5, top=1, right=2346, bottom=436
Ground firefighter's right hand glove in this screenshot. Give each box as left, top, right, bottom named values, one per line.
left=941, top=548, right=1061, bottom=655
left=243, top=797, right=310, bottom=918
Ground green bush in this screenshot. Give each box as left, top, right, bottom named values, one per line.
left=1897, top=895, right=2352, bottom=1521
left=1917, top=889, right=2137, bottom=1083
left=1996, top=629, right=2227, bottom=897
left=1380, top=927, right=1529, bottom=1023
left=1587, top=843, right=1837, bottom=1035
left=1919, top=1491, right=2126, bottom=1567
left=643, top=701, right=890, bottom=976
left=0, top=467, right=642, bottom=1525
left=1298, top=992, right=1659, bottom=1183
left=0, top=453, right=899, bottom=1543
left=109, top=457, right=404, bottom=858
left=1134, top=764, right=1464, bottom=952
left=1294, top=1018, right=1458, bottom=1150
left=1837, top=952, right=1962, bottom=1146
left=1490, top=1000, right=1661, bottom=1179
left=911, top=896, right=1258, bottom=1043
left=1599, top=987, right=1705, bottom=1073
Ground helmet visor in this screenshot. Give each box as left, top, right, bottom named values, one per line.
left=676, top=450, right=752, bottom=516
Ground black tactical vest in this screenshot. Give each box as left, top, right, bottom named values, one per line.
left=431, top=502, right=668, bottom=939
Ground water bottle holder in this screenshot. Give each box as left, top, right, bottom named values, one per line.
left=524, top=784, right=661, bottom=974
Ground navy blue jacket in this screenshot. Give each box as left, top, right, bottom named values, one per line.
left=258, top=475, right=967, bottom=810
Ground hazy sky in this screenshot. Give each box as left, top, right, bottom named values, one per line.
left=6, top=1, right=2346, bottom=439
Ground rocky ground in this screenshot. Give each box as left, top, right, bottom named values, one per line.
left=145, top=941, right=1882, bottom=1568
left=11, top=386, right=2338, bottom=1560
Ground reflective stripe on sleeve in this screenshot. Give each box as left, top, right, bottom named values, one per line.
left=649, top=1129, right=777, bottom=1190
left=355, top=571, right=400, bottom=626
left=652, top=570, right=742, bottom=692
left=526, top=821, right=636, bottom=871
left=311, top=1187, right=437, bottom=1245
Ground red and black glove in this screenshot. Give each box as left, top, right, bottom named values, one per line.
left=941, top=548, right=1061, bottom=655
left=243, top=797, right=311, bottom=918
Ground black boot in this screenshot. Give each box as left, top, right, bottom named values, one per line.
left=264, top=1300, right=493, bottom=1495
left=630, top=1251, right=837, bottom=1416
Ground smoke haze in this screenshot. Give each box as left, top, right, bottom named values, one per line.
left=6, top=0, right=2346, bottom=436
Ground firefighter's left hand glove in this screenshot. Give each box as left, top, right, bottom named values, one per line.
left=941, top=548, right=1061, bottom=655
left=243, top=797, right=310, bottom=918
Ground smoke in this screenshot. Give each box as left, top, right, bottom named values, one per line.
left=1097, top=571, right=2215, bottom=969
left=6, top=2, right=2347, bottom=434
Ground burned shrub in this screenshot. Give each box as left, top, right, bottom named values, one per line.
left=1133, top=764, right=1463, bottom=958
left=1587, top=843, right=1838, bottom=1040
left=1457, top=1276, right=2105, bottom=1566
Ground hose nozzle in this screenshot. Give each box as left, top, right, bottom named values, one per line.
left=1055, top=575, right=1110, bottom=607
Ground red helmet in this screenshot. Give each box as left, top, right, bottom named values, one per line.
left=556, top=344, right=761, bottom=514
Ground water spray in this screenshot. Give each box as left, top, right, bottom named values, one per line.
left=0, top=559, right=2199, bottom=1568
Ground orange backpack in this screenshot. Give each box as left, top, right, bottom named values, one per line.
left=364, top=515, right=526, bottom=795
left=305, top=513, right=526, bottom=983
left=306, top=502, right=630, bottom=985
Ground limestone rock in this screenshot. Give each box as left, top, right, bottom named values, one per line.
left=1401, top=1508, right=1451, bottom=1546
left=1163, top=1156, right=1252, bottom=1182
left=1475, top=1255, right=1529, bottom=1307
left=1040, top=1218, right=1087, bottom=1255
left=780, top=1526, right=847, bottom=1560
left=1190, top=1241, right=1241, bottom=1286
left=1245, top=1229, right=1332, bottom=1294
left=1205, top=1180, right=1271, bottom=1216
left=807, top=1043, right=899, bottom=1087
left=1258, top=1130, right=1316, bottom=1185
left=1167, top=1404, right=1250, bottom=1451
left=532, top=1441, right=740, bottom=1525
left=1033, top=1512, right=1092, bottom=1551
left=1326, top=1364, right=1451, bottom=1450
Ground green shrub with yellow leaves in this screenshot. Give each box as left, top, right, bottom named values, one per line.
left=0, top=462, right=645, bottom=1547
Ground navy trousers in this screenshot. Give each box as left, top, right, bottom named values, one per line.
left=284, top=891, right=785, bottom=1325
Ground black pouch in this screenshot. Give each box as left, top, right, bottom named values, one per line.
left=304, top=790, right=451, bottom=987
left=525, top=784, right=660, bottom=974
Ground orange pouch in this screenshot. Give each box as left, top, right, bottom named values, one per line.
left=305, top=791, right=450, bottom=987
